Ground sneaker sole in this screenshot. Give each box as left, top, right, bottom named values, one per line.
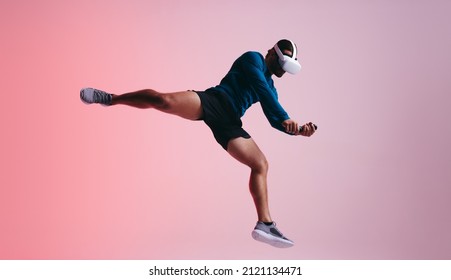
left=251, top=229, right=294, bottom=248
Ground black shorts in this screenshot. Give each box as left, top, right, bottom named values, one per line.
left=195, top=89, right=251, bottom=150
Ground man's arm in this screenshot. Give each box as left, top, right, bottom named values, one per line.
left=241, top=53, right=317, bottom=137
left=240, top=53, right=292, bottom=133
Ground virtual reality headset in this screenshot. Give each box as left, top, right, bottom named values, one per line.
left=274, top=40, right=301, bottom=74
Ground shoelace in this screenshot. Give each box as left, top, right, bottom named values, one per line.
left=93, top=89, right=111, bottom=104
left=268, top=222, right=289, bottom=239
left=271, top=224, right=283, bottom=236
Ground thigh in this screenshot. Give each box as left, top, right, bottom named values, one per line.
left=163, top=91, right=203, bottom=120
left=227, top=137, right=267, bottom=170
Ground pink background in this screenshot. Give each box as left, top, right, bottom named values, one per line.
left=1, top=0, right=450, bottom=259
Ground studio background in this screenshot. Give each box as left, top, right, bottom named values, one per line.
left=1, top=0, right=450, bottom=259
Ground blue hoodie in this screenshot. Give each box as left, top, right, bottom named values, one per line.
left=209, top=51, right=290, bottom=134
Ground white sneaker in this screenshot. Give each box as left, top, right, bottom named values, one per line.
left=251, top=221, right=294, bottom=248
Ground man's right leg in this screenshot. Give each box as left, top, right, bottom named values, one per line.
left=227, top=137, right=294, bottom=248
left=81, top=88, right=203, bottom=121
left=226, top=137, right=272, bottom=223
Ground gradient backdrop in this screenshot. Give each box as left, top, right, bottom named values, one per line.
left=1, top=0, right=450, bottom=259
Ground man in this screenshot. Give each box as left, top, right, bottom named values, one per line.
left=80, top=39, right=316, bottom=248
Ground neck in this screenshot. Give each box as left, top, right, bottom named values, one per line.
left=264, top=57, right=274, bottom=76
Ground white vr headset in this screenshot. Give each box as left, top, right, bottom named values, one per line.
left=274, top=40, right=301, bottom=74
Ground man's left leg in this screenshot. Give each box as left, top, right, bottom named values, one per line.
left=227, top=137, right=294, bottom=248
left=80, top=88, right=203, bottom=120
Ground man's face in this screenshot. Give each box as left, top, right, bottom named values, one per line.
left=265, top=48, right=293, bottom=78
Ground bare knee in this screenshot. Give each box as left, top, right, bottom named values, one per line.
left=157, top=94, right=173, bottom=110
left=250, top=157, right=269, bottom=174
left=144, top=89, right=172, bottom=110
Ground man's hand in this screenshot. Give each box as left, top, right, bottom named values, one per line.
left=282, top=119, right=300, bottom=135
left=299, top=122, right=316, bottom=137
left=282, top=119, right=317, bottom=137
